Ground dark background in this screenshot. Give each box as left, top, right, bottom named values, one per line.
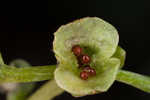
left=0, top=0, right=150, bottom=100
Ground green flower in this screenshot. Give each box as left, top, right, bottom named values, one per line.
left=53, top=17, right=126, bottom=96
left=0, top=17, right=149, bottom=100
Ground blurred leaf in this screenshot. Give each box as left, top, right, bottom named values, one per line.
left=7, top=83, right=35, bottom=100
left=0, top=52, right=4, bottom=65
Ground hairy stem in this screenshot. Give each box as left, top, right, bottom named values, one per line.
left=0, top=65, right=56, bottom=83
left=28, top=80, right=64, bottom=100
left=116, top=70, right=150, bottom=93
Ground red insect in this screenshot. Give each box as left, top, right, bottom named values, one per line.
left=72, top=45, right=82, bottom=56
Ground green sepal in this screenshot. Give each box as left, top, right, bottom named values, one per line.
left=53, top=17, right=119, bottom=66
left=55, top=58, right=120, bottom=96
left=113, top=46, right=126, bottom=68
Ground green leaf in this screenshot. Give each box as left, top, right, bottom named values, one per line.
left=113, top=46, right=126, bottom=68
left=55, top=58, right=120, bottom=96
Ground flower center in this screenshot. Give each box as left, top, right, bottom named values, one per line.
left=72, top=45, right=96, bottom=80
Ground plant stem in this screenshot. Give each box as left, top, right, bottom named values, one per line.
left=116, top=70, right=150, bottom=93
left=7, top=59, right=36, bottom=100
left=0, top=65, right=56, bottom=83
left=28, top=80, right=64, bottom=100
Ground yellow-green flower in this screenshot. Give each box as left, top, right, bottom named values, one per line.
left=53, top=17, right=126, bottom=96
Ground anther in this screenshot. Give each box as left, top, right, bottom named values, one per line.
left=72, top=45, right=82, bottom=56
left=81, top=54, right=90, bottom=64
left=83, top=65, right=96, bottom=76
left=80, top=71, right=89, bottom=80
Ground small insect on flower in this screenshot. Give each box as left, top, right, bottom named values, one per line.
left=83, top=66, right=96, bottom=76
left=80, top=71, right=89, bottom=80
left=81, top=54, right=91, bottom=64
left=72, top=45, right=83, bottom=56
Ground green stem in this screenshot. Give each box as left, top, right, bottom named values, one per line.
left=28, top=80, right=64, bottom=100
left=116, top=70, right=150, bottom=93
left=7, top=59, right=36, bottom=100
left=0, top=64, right=56, bottom=83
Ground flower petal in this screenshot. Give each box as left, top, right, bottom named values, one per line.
left=53, top=17, right=119, bottom=66
left=55, top=58, right=120, bottom=96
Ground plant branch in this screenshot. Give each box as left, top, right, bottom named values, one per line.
left=28, top=80, right=64, bottom=100
left=116, top=69, right=150, bottom=93
left=0, top=64, right=56, bottom=83
left=7, top=59, right=36, bottom=100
